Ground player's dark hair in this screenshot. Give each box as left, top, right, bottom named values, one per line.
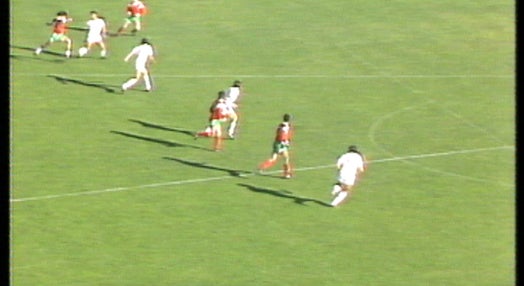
left=218, top=90, right=226, bottom=99
left=347, top=145, right=364, bottom=158
left=283, top=113, right=291, bottom=122
left=141, top=38, right=151, bottom=45
left=233, top=80, right=242, bottom=87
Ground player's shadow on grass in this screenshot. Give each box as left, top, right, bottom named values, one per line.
left=163, top=157, right=251, bottom=177
left=129, top=119, right=196, bottom=138
left=110, top=130, right=210, bottom=151
left=67, top=26, right=89, bottom=32
left=106, top=31, right=137, bottom=37
left=48, top=75, right=119, bottom=93
left=237, top=183, right=332, bottom=207
left=10, top=45, right=67, bottom=62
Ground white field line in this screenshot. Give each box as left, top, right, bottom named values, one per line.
left=426, top=99, right=509, bottom=145
left=10, top=145, right=513, bottom=203
left=13, top=73, right=513, bottom=79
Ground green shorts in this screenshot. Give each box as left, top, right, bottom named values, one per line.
left=49, top=33, right=68, bottom=42
left=211, top=118, right=227, bottom=127
left=125, top=15, right=142, bottom=23
left=272, top=141, right=290, bottom=154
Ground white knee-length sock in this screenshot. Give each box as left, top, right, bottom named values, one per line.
left=331, top=191, right=348, bottom=207
left=228, top=121, right=237, bottom=137
left=122, top=78, right=138, bottom=90
left=331, top=184, right=342, bottom=196
left=144, top=74, right=151, bottom=90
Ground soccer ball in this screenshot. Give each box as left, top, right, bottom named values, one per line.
left=78, top=47, right=88, bottom=57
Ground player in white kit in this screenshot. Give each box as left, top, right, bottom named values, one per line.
left=223, top=80, right=243, bottom=138
left=78, top=11, right=107, bottom=58
left=121, top=38, right=155, bottom=92
left=330, top=145, right=367, bottom=207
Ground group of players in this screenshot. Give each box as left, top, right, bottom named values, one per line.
left=32, top=0, right=367, bottom=208
left=194, top=80, right=367, bottom=207
left=34, top=0, right=147, bottom=58
left=34, top=1, right=155, bottom=92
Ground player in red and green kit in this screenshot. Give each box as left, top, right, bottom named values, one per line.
left=258, top=113, right=293, bottom=178
left=209, top=92, right=231, bottom=151
left=35, top=11, right=73, bottom=58
left=195, top=91, right=228, bottom=139
left=116, top=0, right=148, bottom=36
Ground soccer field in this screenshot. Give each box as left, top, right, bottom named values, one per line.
left=10, top=1, right=515, bottom=285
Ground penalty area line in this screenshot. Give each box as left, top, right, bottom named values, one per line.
left=10, top=145, right=513, bottom=203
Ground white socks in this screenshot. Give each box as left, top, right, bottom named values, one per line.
left=143, top=74, right=151, bottom=91
left=331, top=191, right=348, bottom=207
left=228, top=121, right=237, bottom=137
left=122, top=76, right=151, bottom=91
left=331, top=184, right=342, bottom=196
left=122, top=78, right=138, bottom=90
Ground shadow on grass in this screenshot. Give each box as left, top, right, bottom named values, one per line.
left=10, top=45, right=67, bottom=62
left=129, top=119, right=196, bottom=138
left=163, top=157, right=251, bottom=177
left=106, top=31, right=139, bottom=37
left=48, top=74, right=119, bottom=93
left=110, top=130, right=210, bottom=151
left=68, top=26, right=89, bottom=32
left=237, top=183, right=332, bottom=207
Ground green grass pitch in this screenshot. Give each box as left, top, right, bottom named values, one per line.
left=10, top=0, right=514, bottom=285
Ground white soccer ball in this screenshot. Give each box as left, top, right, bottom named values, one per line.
left=78, top=47, right=88, bottom=57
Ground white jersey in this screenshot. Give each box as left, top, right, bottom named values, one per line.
left=86, top=18, right=106, bottom=39
left=337, top=152, right=365, bottom=178
left=130, top=44, right=154, bottom=71
left=224, top=86, right=241, bottom=106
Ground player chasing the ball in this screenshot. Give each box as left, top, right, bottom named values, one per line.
left=195, top=91, right=226, bottom=139
left=78, top=11, right=108, bottom=58
left=208, top=91, right=232, bottom=151
left=257, top=113, right=293, bottom=179
left=116, top=0, right=148, bottom=36
left=194, top=80, right=243, bottom=140
left=121, top=38, right=155, bottom=92
left=223, top=80, right=243, bottom=139
left=195, top=91, right=237, bottom=150
left=35, top=11, right=74, bottom=58
left=329, top=145, right=367, bottom=207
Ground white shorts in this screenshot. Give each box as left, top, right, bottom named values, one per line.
left=135, top=61, right=148, bottom=73
left=338, top=174, right=356, bottom=186
left=87, top=34, right=103, bottom=45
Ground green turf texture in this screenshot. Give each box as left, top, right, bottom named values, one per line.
left=10, top=0, right=515, bottom=285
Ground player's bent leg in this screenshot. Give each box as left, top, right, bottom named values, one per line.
left=35, top=43, right=48, bottom=55
left=227, top=112, right=238, bottom=138
left=122, top=74, right=141, bottom=91
left=330, top=183, right=353, bottom=207
left=100, top=45, right=107, bottom=58
left=281, top=152, right=292, bottom=178
left=134, top=21, right=141, bottom=32
left=330, top=191, right=349, bottom=207
left=259, top=153, right=278, bottom=171
left=143, top=72, right=152, bottom=91
left=64, top=38, right=72, bottom=58
left=212, top=124, right=223, bottom=151
left=117, top=21, right=131, bottom=35
left=331, top=183, right=342, bottom=196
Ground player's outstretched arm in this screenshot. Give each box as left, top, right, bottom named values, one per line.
left=124, top=52, right=134, bottom=62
